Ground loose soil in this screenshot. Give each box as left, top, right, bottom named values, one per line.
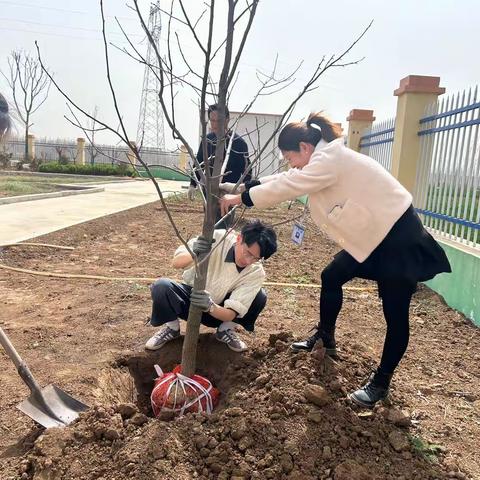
left=0, top=196, right=479, bottom=480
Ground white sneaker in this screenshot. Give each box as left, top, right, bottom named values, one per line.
left=145, top=326, right=181, bottom=351
left=215, top=329, right=248, bottom=352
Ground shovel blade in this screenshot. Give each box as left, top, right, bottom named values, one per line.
left=17, top=384, right=89, bottom=429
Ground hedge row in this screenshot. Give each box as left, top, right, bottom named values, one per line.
left=38, top=162, right=136, bottom=177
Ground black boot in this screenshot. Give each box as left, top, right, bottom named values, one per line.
left=349, top=371, right=393, bottom=408
left=290, top=327, right=337, bottom=356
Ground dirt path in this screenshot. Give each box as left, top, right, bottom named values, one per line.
left=0, top=197, right=479, bottom=479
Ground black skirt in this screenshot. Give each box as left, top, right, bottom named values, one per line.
left=334, top=205, right=452, bottom=289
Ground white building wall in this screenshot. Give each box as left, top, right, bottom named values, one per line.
left=198, top=111, right=284, bottom=179
left=229, top=111, right=283, bottom=178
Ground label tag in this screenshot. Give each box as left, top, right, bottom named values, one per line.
left=291, top=222, right=305, bottom=245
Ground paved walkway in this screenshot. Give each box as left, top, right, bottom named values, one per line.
left=0, top=179, right=188, bottom=245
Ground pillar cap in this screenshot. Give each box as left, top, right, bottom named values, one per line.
left=76, top=137, right=85, bottom=142
left=394, top=75, right=445, bottom=96
left=346, top=109, right=375, bottom=122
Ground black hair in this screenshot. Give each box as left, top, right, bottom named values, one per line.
left=278, top=112, right=342, bottom=151
left=208, top=103, right=230, bottom=119
left=0, top=93, right=11, bottom=141
left=241, top=219, right=277, bottom=260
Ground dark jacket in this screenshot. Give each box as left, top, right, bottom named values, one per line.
left=190, top=131, right=252, bottom=187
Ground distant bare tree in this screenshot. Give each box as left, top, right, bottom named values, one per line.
left=1, top=50, right=51, bottom=161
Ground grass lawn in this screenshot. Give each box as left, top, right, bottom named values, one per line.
left=0, top=174, right=124, bottom=198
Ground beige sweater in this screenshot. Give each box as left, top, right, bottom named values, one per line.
left=174, top=229, right=265, bottom=317
left=249, top=138, right=412, bottom=262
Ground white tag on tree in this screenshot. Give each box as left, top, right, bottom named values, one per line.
left=291, top=222, right=305, bottom=245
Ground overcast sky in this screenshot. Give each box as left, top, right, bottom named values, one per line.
left=1, top=0, right=478, bottom=150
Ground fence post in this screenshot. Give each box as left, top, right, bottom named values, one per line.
left=127, top=141, right=138, bottom=168
left=27, top=134, right=35, bottom=161
left=391, top=75, right=445, bottom=193
left=178, top=145, right=188, bottom=171
left=346, top=110, right=375, bottom=152
left=76, top=138, right=86, bottom=165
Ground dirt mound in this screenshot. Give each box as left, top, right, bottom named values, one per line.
left=21, top=332, right=451, bottom=480
left=1, top=199, right=478, bottom=479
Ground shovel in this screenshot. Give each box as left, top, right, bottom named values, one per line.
left=0, top=326, right=89, bottom=429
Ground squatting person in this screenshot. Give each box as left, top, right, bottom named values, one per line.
left=145, top=220, right=277, bottom=353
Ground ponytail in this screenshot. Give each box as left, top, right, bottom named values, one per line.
left=306, top=112, right=342, bottom=143
left=278, top=111, right=342, bottom=151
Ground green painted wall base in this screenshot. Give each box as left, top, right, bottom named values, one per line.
left=425, top=241, right=480, bottom=326
left=138, top=167, right=189, bottom=181
left=297, top=195, right=308, bottom=205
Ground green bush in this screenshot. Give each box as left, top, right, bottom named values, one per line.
left=58, top=155, right=70, bottom=166
left=38, top=162, right=136, bottom=177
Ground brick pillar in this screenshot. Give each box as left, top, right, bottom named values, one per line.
left=391, top=75, right=445, bottom=193
left=76, top=138, right=85, bottom=165
left=127, top=141, right=138, bottom=166
left=27, top=134, right=35, bottom=160
left=179, top=144, right=188, bottom=171
left=346, top=110, right=375, bottom=152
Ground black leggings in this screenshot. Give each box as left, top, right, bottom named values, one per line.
left=320, top=252, right=414, bottom=375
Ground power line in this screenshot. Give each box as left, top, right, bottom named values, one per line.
left=0, top=0, right=137, bottom=21
left=0, top=25, right=131, bottom=42
left=0, top=0, right=87, bottom=15
left=0, top=16, right=142, bottom=37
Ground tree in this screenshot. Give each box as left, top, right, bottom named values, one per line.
left=87, top=106, right=100, bottom=166
left=1, top=50, right=51, bottom=161
left=37, top=0, right=370, bottom=380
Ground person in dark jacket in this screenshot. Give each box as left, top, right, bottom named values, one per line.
left=0, top=93, right=11, bottom=142
left=188, top=104, right=251, bottom=228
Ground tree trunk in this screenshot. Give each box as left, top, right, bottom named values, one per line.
left=180, top=113, right=228, bottom=378
left=180, top=189, right=219, bottom=377
left=180, top=263, right=211, bottom=377
left=24, top=121, right=29, bottom=162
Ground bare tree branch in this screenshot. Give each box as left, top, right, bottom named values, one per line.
left=226, top=0, right=258, bottom=89
left=178, top=0, right=207, bottom=54
left=132, top=0, right=206, bottom=186
left=231, top=20, right=374, bottom=190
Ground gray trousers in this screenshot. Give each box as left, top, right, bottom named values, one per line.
left=150, top=278, right=267, bottom=332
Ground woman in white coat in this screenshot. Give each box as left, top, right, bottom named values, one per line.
left=220, top=112, right=451, bottom=407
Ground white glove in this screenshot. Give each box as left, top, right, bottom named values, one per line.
left=187, top=185, right=196, bottom=201
left=219, top=182, right=245, bottom=194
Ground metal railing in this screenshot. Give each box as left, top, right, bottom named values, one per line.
left=135, top=146, right=181, bottom=169
left=414, top=86, right=480, bottom=249
left=36, top=139, right=78, bottom=163
left=3, top=137, right=181, bottom=169
left=1, top=139, right=25, bottom=160
left=359, top=117, right=395, bottom=172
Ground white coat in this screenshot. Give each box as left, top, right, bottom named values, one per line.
left=249, top=138, right=412, bottom=262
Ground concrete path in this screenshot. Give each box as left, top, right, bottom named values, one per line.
left=0, top=179, right=188, bottom=245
